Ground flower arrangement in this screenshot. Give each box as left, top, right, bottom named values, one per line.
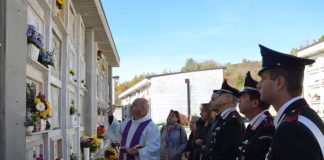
left=104, top=148, right=118, bottom=160
left=69, top=67, right=75, bottom=76
left=97, top=124, right=106, bottom=139
left=27, top=24, right=44, bottom=49
left=36, top=154, right=44, bottom=160
left=70, top=100, right=77, bottom=115
left=38, top=49, right=55, bottom=68
left=35, top=92, right=53, bottom=119
left=26, top=83, right=52, bottom=133
left=70, top=153, right=79, bottom=160
left=56, top=0, right=64, bottom=9
left=80, top=135, right=100, bottom=152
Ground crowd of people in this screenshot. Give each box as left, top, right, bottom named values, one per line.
left=106, top=45, right=324, bottom=160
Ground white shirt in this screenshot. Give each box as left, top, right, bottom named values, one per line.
left=273, top=96, right=302, bottom=128
left=107, top=114, right=161, bottom=160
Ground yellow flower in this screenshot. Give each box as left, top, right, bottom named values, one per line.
left=57, top=0, right=64, bottom=5
left=34, top=98, right=41, bottom=104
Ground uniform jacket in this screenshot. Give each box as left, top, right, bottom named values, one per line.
left=267, top=98, right=324, bottom=160
left=203, top=108, right=246, bottom=160
left=237, top=111, right=275, bottom=160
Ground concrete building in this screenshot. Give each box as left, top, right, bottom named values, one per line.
left=297, top=41, right=324, bottom=118
left=119, top=68, right=225, bottom=123
left=0, top=0, right=119, bottom=159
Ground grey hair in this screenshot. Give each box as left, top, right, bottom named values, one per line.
left=190, top=115, right=200, bottom=122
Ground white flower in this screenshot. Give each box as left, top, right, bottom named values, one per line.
left=36, top=102, right=46, bottom=111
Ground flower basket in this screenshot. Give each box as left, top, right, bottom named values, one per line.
left=38, top=49, right=55, bottom=68
left=28, top=44, right=40, bottom=61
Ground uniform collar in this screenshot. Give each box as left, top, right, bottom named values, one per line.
left=220, top=107, right=235, bottom=119
left=273, top=96, right=302, bottom=128
left=249, top=110, right=267, bottom=126
left=249, top=110, right=268, bottom=130
left=132, top=114, right=151, bottom=124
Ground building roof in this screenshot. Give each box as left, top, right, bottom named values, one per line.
left=73, top=0, right=120, bottom=67
left=118, top=68, right=225, bottom=99
left=118, top=79, right=151, bottom=99
left=297, top=41, right=324, bottom=58
left=147, top=67, right=225, bottom=78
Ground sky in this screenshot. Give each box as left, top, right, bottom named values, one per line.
left=101, top=0, right=324, bottom=82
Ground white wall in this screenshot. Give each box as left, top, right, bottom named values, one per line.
left=150, top=69, right=223, bottom=123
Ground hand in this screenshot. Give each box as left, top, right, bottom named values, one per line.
left=107, top=105, right=116, bottom=116
left=125, top=147, right=139, bottom=155
left=195, top=139, right=203, bottom=146
left=185, top=151, right=190, bottom=158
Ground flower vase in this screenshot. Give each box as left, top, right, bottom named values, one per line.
left=36, top=119, right=46, bottom=132
left=83, top=147, right=90, bottom=160
left=100, top=139, right=104, bottom=150
left=26, top=126, right=34, bottom=135
left=27, top=44, right=39, bottom=61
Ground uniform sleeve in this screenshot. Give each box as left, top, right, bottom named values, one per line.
left=218, top=118, right=243, bottom=159
left=138, top=123, right=161, bottom=160
left=106, top=116, right=124, bottom=142
left=250, top=127, right=274, bottom=160
left=271, top=122, right=321, bottom=160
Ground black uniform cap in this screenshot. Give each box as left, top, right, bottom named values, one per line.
left=213, top=79, right=240, bottom=98
left=240, top=71, right=259, bottom=94
left=258, top=44, right=315, bottom=75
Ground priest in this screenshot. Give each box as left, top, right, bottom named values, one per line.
left=107, top=98, right=161, bottom=160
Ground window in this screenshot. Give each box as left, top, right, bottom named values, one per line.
left=50, top=85, right=61, bottom=129
left=69, top=49, right=76, bottom=81
left=80, top=95, right=85, bottom=126
left=68, top=6, right=76, bottom=46
left=50, top=32, right=61, bottom=79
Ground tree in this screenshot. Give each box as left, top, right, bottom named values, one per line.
left=181, top=58, right=220, bottom=72
left=235, top=75, right=244, bottom=89
left=290, top=48, right=298, bottom=56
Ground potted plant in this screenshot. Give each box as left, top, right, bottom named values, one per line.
left=24, top=113, right=40, bottom=134
left=27, top=24, right=43, bottom=60
left=80, top=136, right=93, bottom=160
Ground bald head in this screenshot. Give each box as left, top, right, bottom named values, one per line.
left=131, top=98, right=149, bottom=120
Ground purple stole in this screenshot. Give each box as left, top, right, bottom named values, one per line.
left=119, top=119, right=152, bottom=160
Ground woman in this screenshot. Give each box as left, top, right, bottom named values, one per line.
left=193, top=103, right=215, bottom=160
left=160, top=110, right=188, bottom=160
left=184, top=115, right=200, bottom=160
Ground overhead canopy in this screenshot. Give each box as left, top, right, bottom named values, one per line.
left=73, top=0, right=120, bottom=67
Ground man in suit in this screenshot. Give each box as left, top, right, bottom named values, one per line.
left=236, top=71, right=275, bottom=160
left=203, top=79, right=245, bottom=160
left=257, top=44, right=324, bottom=160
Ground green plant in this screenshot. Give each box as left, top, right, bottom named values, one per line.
left=24, top=113, right=40, bottom=126
left=70, top=153, right=79, bottom=160
left=70, top=100, right=77, bottom=115
left=26, top=83, right=37, bottom=113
